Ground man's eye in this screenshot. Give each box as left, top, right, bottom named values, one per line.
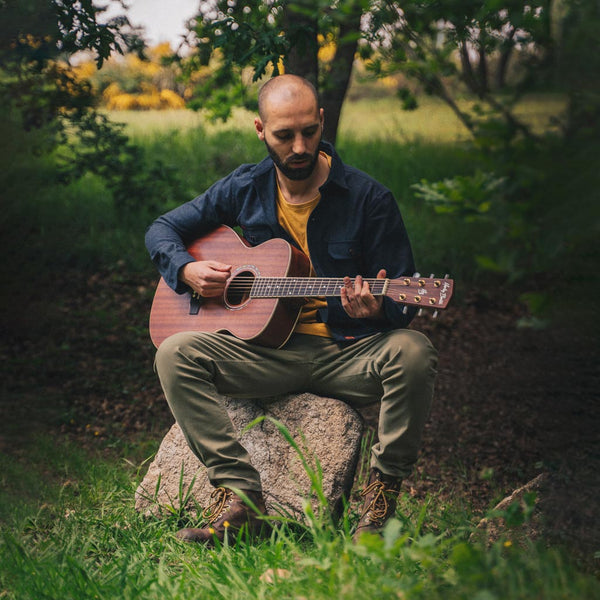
left=303, top=128, right=318, bottom=137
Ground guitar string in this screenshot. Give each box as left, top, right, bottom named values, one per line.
left=222, top=279, right=438, bottom=298
left=223, top=280, right=429, bottom=289
left=221, top=278, right=421, bottom=284
left=223, top=279, right=391, bottom=293
left=222, top=278, right=431, bottom=286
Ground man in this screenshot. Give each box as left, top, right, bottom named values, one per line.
left=145, top=74, right=438, bottom=544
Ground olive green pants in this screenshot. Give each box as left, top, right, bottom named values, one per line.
left=154, top=330, right=438, bottom=492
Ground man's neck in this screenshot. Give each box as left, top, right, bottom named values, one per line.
left=276, top=153, right=330, bottom=205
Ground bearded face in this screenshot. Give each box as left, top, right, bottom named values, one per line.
left=264, top=137, right=321, bottom=181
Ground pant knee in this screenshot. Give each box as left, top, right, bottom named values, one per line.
left=154, top=331, right=204, bottom=378
left=404, top=330, right=437, bottom=370
left=384, top=329, right=438, bottom=381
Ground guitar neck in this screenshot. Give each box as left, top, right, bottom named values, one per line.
left=247, top=277, right=387, bottom=299
left=225, top=274, right=453, bottom=310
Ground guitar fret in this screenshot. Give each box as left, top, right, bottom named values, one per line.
left=282, top=278, right=290, bottom=296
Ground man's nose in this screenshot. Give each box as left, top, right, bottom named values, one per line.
left=292, top=134, right=307, bottom=155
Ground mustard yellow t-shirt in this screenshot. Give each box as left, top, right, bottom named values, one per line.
left=276, top=152, right=332, bottom=337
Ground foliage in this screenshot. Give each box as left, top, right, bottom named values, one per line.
left=173, top=0, right=579, bottom=147
left=176, top=0, right=291, bottom=120
left=0, top=0, right=185, bottom=221
left=551, top=0, right=600, bottom=139
left=362, top=1, right=600, bottom=286
left=103, top=86, right=186, bottom=111
left=413, top=171, right=507, bottom=221
left=412, top=169, right=532, bottom=278
left=178, top=0, right=367, bottom=142
left=363, top=0, right=553, bottom=143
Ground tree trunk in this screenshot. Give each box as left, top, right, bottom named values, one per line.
left=495, top=27, right=516, bottom=90
left=459, top=41, right=478, bottom=95
left=477, top=44, right=488, bottom=96
left=319, top=6, right=362, bottom=145
left=282, top=2, right=319, bottom=87
left=281, top=0, right=362, bottom=145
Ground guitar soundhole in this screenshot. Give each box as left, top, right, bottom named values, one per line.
left=224, top=269, right=255, bottom=309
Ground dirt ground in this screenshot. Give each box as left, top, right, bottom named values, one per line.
left=392, top=291, right=599, bottom=563
left=1, top=267, right=598, bottom=567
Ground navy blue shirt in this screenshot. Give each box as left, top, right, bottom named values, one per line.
left=145, top=141, right=417, bottom=342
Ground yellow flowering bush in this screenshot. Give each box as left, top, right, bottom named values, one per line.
left=103, top=85, right=185, bottom=110
left=159, top=89, right=186, bottom=109
left=78, top=43, right=189, bottom=110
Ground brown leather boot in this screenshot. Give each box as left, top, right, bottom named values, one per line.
left=176, top=487, right=269, bottom=546
left=353, top=468, right=402, bottom=542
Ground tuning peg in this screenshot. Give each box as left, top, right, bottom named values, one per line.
left=413, top=272, right=421, bottom=278
left=444, top=274, right=450, bottom=279
left=402, top=306, right=408, bottom=314
left=432, top=310, right=438, bottom=319
left=429, top=273, right=434, bottom=278
left=418, top=309, right=423, bottom=316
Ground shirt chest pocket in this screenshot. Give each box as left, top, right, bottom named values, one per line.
left=327, top=240, right=364, bottom=275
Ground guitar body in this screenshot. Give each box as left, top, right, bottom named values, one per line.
left=150, top=225, right=454, bottom=349
left=149, top=226, right=311, bottom=348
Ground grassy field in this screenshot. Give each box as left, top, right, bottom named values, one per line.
left=110, top=94, right=567, bottom=143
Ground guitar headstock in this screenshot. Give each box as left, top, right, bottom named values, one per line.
left=387, top=274, right=454, bottom=313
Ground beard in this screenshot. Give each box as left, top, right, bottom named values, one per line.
left=264, top=138, right=320, bottom=181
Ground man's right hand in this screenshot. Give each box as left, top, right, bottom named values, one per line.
left=179, top=261, right=232, bottom=297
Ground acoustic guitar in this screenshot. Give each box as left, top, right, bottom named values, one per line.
left=149, top=225, right=454, bottom=348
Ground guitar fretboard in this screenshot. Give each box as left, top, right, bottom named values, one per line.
left=247, top=278, right=389, bottom=299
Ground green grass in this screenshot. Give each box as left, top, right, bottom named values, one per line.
left=1, top=434, right=598, bottom=600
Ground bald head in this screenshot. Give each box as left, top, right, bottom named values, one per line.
left=257, top=75, right=319, bottom=123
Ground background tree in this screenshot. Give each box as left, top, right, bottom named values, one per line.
left=179, top=0, right=595, bottom=150
left=392, top=0, right=600, bottom=281
left=180, top=0, right=369, bottom=144
left=551, top=0, right=600, bottom=139
left=362, top=0, right=553, bottom=143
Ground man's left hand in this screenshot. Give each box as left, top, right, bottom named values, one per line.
left=340, top=269, right=386, bottom=320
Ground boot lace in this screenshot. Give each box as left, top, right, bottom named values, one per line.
left=202, top=487, right=233, bottom=524
left=359, top=480, right=390, bottom=526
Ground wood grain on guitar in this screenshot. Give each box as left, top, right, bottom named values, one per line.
left=149, top=226, right=454, bottom=348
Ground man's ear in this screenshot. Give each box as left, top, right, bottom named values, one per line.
left=254, top=117, right=265, bottom=141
